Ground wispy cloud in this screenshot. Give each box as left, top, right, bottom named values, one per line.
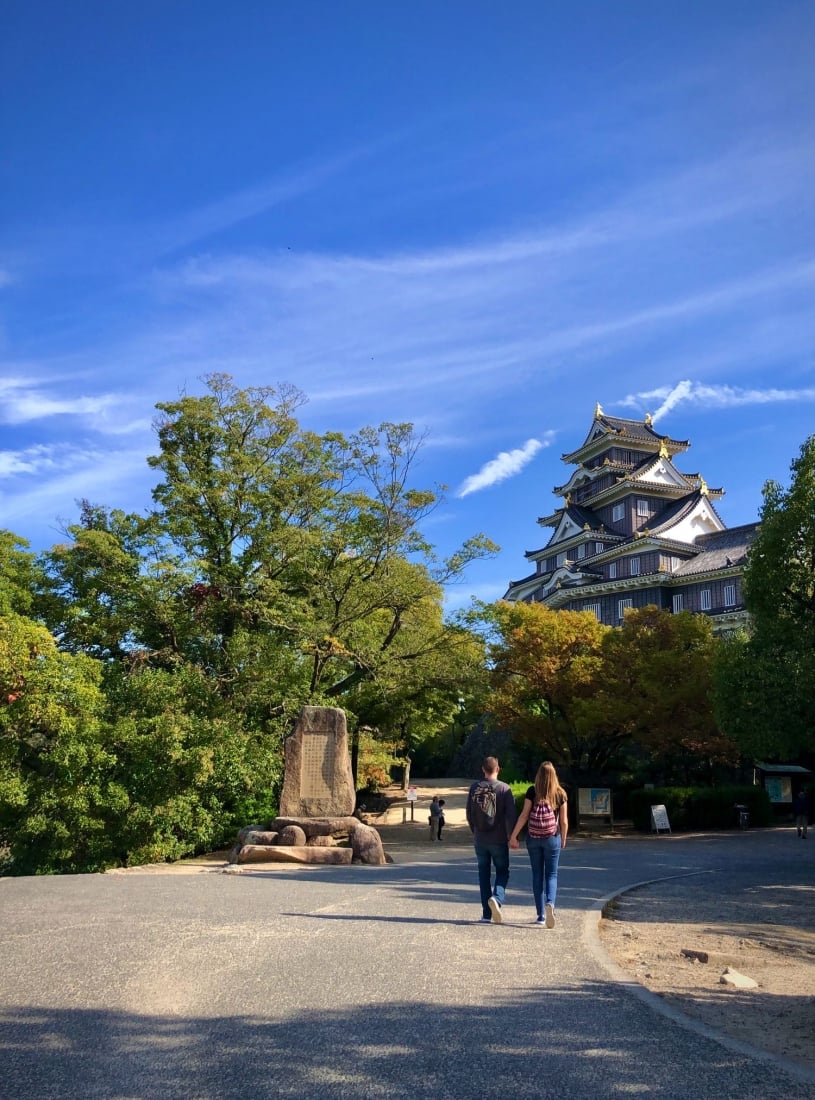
left=0, top=378, right=120, bottom=425
left=0, top=444, right=152, bottom=528
left=458, top=437, right=550, bottom=497
left=619, top=379, right=815, bottom=422
left=0, top=442, right=106, bottom=480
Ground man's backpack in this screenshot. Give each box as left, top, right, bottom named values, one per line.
left=470, top=781, right=498, bottom=831
left=527, top=799, right=558, bottom=838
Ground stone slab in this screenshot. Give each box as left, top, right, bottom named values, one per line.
left=279, top=706, right=356, bottom=817
left=236, top=844, right=353, bottom=865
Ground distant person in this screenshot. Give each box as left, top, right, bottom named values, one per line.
left=467, top=756, right=518, bottom=923
left=793, top=790, right=810, bottom=839
left=437, top=798, right=446, bottom=841
left=429, top=796, right=443, bottom=841
left=509, top=761, right=568, bottom=927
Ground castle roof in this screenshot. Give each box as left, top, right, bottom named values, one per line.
left=561, top=407, right=690, bottom=464
left=674, top=524, right=759, bottom=576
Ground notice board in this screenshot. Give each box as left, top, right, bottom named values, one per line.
left=650, top=804, right=671, bottom=833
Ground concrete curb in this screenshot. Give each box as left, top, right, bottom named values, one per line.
left=584, top=869, right=815, bottom=1086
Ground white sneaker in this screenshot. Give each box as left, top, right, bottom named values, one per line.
left=545, top=903, right=556, bottom=929
left=488, top=896, right=503, bottom=924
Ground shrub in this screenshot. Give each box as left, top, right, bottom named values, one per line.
left=628, top=784, right=772, bottom=831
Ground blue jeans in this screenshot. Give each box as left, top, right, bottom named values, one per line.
left=475, top=843, right=510, bottom=918
left=526, top=834, right=561, bottom=917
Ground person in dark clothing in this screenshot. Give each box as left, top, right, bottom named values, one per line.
left=428, top=796, right=446, bottom=841
left=466, top=756, right=518, bottom=923
left=793, top=790, right=810, bottom=839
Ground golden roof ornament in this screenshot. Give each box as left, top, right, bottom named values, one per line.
left=644, top=412, right=653, bottom=426
left=699, top=477, right=708, bottom=496
left=594, top=401, right=603, bottom=418
left=658, top=440, right=669, bottom=459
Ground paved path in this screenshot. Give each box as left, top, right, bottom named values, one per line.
left=1, top=825, right=812, bottom=1098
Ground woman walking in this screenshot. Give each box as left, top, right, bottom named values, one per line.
left=509, top=761, right=568, bottom=926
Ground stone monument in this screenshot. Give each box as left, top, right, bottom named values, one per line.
left=228, top=705, right=386, bottom=867
left=279, top=705, right=355, bottom=817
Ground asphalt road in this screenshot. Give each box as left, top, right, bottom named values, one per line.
left=1, top=829, right=812, bottom=1099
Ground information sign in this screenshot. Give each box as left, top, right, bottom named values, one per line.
left=650, top=804, right=671, bottom=833
left=406, top=786, right=418, bottom=802
left=578, top=787, right=611, bottom=816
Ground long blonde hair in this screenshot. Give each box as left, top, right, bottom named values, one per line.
left=534, top=761, right=567, bottom=807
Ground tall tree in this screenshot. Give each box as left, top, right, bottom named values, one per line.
left=485, top=601, right=611, bottom=772
left=715, top=435, right=815, bottom=759
left=586, top=606, right=734, bottom=781
left=38, top=374, right=496, bottom=731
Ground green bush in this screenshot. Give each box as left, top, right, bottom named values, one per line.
left=628, top=785, right=772, bottom=831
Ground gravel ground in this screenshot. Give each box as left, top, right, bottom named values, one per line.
left=598, top=857, right=815, bottom=1073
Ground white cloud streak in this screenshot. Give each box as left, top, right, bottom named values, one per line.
left=0, top=442, right=106, bottom=480
left=619, top=380, right=815, bottom=422
left=458, top=438, right=547, bottom=497
left=0, top=378, right=119, bottom=425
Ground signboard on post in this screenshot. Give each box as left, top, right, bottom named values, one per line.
left=406, top=786, right=418, bottom=801
left=650, top=804, right=671, bottom=833
left=578, top=788, right=611, bottom=817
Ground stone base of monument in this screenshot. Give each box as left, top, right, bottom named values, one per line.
left=228, top=816, right=387, bottom=867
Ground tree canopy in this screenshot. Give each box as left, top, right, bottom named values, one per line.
left=485, top=601, right=732, bottom=780
left=715, top=435, right=815, bottom=760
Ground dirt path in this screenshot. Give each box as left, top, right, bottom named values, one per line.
left=599, top=869, right=815, bottom=1074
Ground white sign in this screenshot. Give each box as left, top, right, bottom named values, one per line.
left=650, top=804, right=671, bottom=833
left=406, top=786, right=418, bottom=801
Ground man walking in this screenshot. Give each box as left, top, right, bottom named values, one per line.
left=793, top=789, right=810, bottom=839
left=467, top=756, right=517, bottom=923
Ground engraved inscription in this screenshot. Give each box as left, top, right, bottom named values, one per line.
left=300, top=732, right=334, bottom=799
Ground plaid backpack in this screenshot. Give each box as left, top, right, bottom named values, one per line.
left=527, top=799, right=558, bottom=838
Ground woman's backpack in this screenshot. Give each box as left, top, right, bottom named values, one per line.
left=527, top=798, right=559, bottom=838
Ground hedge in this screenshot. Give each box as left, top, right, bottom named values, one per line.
left=628, top=785, right=772, bottom=831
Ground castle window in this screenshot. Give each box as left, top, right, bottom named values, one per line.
left=724, top=584, right=736, bottom=607
left=612, top=503, right=625, bottom=522
left=629, top=558, right=640, bottom=576
left=637, top=498, right=649, bottom=517
left=608, top=562, right=617, bottom=579
left=577, top=544, right=585, bottom=560
left=672, top=594, right=684, bottom=613
left=618, top=598, right=633, bottom=620
left=701, top=589, right=712, bottom=611
left=585, top=603, right=601, bottom=621
left=556, top=552, right=566, bottom=567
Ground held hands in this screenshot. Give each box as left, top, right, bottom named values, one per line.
left=509, top=836, right=520, bottom=849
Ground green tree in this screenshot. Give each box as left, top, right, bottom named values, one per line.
left=715, top=435, right=815, bottom=759
left=34, top=375, right=496, bottom=817
left=587, top=606, right=734, bottom=782
left=0, top=530, right=43, bottom=616
left=0, top=613, right=126, bottom=873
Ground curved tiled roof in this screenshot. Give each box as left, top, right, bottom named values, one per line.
left=674, top=523, right=759, bottom=575
left=562, top=413, right=690, bottom=462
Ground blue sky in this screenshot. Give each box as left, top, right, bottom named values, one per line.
left=2, top=1, right=815, bottom=610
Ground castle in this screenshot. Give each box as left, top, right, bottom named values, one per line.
left=503, top=405, right=757, bottom=632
